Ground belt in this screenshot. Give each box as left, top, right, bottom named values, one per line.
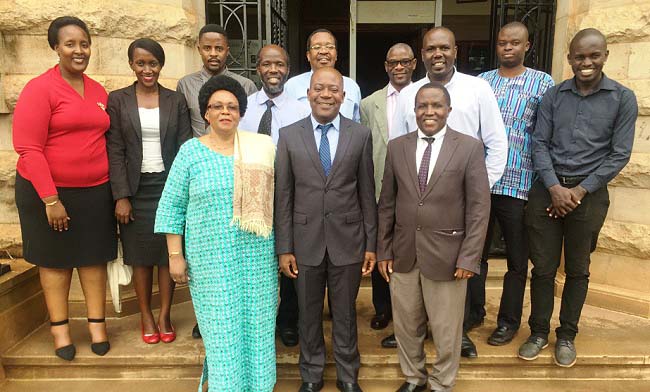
left=557, top=175, right=587, bottom=185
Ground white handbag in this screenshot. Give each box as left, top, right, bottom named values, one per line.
left=107, top=240, right=133, bottom=313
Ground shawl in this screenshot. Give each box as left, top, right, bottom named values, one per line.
left=232, top=130, right=275, bottom=237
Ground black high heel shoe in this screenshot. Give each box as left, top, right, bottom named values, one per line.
left=88, top=318, right=110, bottom=356
left=51, top=319, right=75, bottom=361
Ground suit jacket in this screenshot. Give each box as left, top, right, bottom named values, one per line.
left=274, top=115, right=378, bottom=266
left=106, top=83, right=192, bottom=200
left=360, top=85, right=389, bottom=201
left=376, top=128, right=490, bottom=281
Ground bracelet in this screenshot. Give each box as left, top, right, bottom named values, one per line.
left=169, top=251, right=181, bottom=258
left=45, top=200, right=59, bottom=207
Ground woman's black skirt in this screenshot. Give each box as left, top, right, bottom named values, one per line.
left=15, top=173, right=118, bottom=268
left=120, top=172, right=168, bottom=267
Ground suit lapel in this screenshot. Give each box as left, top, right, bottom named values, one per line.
left=326, top=117, right=352, bottom=186
left=299, top=117, right=327, bottom=182
left=375, top=86, right=389, bottom=145
left=422, top=129, right=460, bottom=200
left=125, top=84, right=142, bottom=141
left=402, top=132, right=420, bottom=196
left=158, top=86, right=170, bottom=144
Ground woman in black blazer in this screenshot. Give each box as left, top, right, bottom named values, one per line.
left=106, top=38, right=192, bottom=344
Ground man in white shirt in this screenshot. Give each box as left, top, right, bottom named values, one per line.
left=284, top=28, right=362, bottom=122
left=391, top=26, right=508, bottom=358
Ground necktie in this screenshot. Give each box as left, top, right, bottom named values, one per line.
left=257, top=100, right=274, bottom=136
left=418, top=137, right=435, bottom=194
left=318, top=124, right=333, bottom=176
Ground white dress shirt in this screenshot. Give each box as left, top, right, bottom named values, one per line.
left=284, top=71, right=362, bottom=122
left=386, top=83, right=403, bottom=138
left=391, top=69, right=508, bottom=187
left=416, top=126, right=446, bottom=183
left=311, top=114, right=341, bottom=163
left=139, top=107, right=164, bottom=173
left=239, top=89, right=310, bottom=145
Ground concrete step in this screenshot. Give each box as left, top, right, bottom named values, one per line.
left=3, top=288, right=650, bottom=383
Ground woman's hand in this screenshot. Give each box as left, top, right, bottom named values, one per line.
left=43, top=196, right=70, bottom=232
left=115, top=198, right=134, bottom=224
left=169, top=254, right=189, bottom=284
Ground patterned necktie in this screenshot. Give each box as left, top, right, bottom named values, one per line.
left=418, top=137, right=435, bottom=193
left=257, top=99, right=274, bottom=136
left=318, top=124, right=333, bottom=176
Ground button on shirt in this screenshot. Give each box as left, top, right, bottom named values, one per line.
left=239, top=90, right=310, bottom=144
left=284, top=71, right=362, bottom=122
left=532, top=74, right=638, bottom=193
left=311, top=114, right=341, bottom=163
left=416, top=126, right=446, bottom=183
left=391, top=69, right=508, bottom=188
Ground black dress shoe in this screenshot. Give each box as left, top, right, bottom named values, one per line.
left=396, top=381, right=427, bottom=392
left=278, top=326, right=299, bottom=347
left=336, top=380, right=363, bottom=392
left=461, top=332, right=478, bottom=358
left=487, top=325, right=517, bottom=346
left=299, top=380, right=324, bottom=392
left=192, top=323, right=202, bottom=339
left=381, top=333, right=397, bottom=348
left=370, top=313, right=391, bottom=330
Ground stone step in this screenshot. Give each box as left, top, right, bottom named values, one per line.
left=3, top=288, right=649, bottom=383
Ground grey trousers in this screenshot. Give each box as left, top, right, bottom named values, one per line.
left=390, top=266, right=467, bottom=392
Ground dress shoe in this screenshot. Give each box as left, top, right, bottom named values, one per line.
left=381, top=333, right=397, bottom=348
left=370, top=313, right=391, bottom=330
left=461, top=332, right=478, bottom=358
left=336, top=380, right=363, bottom=392
left=88, top=318, right=110, bottom=356
left=159, top=324, right=176, bottom=343
left=192, top=323, right=202, bottom=339
left=278, top=326, right=299, bottom=347
left=298, top=380, right=324, bottom=392
left=487, top=325, right=517, bottom=346
left=395, top=381, right=427, bottom=392
left=554, top=338, right=577, bottom=368
left=50, top=319, right=75, bottom=361
left=518, top=335, right=548, bottom=361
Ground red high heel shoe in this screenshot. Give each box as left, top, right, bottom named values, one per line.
left=141, top=324, right=160, bottom=344
left=159, top=324, right=176, bottom=343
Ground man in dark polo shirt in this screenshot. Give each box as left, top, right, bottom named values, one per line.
left=518, top=28, right=638, bottom=368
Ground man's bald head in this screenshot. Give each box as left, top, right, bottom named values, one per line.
left=569, top=28, right=607, bottom=53
left=424, top=26, right=456, bottom=47
left=310, top=66, right=343, bottom=88
left=500, top=21, right=529, bottom=41
left=387, top=43, right=414, bottom=59
left=308, top=67, right=345, bottom=124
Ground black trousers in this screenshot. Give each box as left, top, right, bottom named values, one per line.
left=525, top=180, right=609, bottom=340
left=465, top=194, right=529, bottom=331
left=295, top=254, right=362, bottom=383
left=277, top=274, right=299, bottom=329
left=371, top=266, right=392, bottom=316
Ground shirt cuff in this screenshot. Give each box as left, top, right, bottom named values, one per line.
left=539, top=170, right=560, bottom=189
left=579, top=176, right=602, bottom=194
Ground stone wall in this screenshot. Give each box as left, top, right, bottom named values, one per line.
left=553, top=0, right=650, bottom=318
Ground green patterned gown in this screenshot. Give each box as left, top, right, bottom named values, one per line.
left=155, top=138, right=277, bottom=392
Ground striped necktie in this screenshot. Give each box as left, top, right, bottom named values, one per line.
left=318, top=123, right=333, bottom=176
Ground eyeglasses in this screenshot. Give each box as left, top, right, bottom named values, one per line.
left=309, top=44, right=336, bottom=51
left=207, top=103, right=239, bottom=113
left=386, top=58, right=415, bottom=68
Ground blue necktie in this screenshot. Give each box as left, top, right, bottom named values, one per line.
left=318, top=124, right=333, bottom=176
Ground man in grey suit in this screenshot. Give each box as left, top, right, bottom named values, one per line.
left=377, top=83, right=490, bottom=392
left=275, top=67, right=378, bottom=392
left=360, top=42, right=416, bottom=344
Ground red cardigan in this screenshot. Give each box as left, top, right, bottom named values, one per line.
left=13, top=65, right=111, bottom=198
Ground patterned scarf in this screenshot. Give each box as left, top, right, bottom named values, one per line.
left=231, top=130, right=275, bottom=237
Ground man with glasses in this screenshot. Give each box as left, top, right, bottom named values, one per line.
left=360, top=43, right=416, bottom=348
left=284, top=28, right=362, bottom=122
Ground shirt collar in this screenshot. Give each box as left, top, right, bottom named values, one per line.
left=424, top=66, right=459, bottom=87
left=387, top=83, right=399, bottom=97
left=560, top=73, right=616, bottom=94
left=311, top=114, right=341, bottom=133
left=417, top=125, right=447, bottom=140
left=200, top=66, right=228, bottom=81
left=255, top=89, right=289, bottom=108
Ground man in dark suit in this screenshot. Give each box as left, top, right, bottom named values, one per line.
left=275, top=67, right=378, bottom=392
left=377, top=83, right=490, bottom=392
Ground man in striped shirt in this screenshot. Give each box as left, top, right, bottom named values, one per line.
left=464, top=22, right=554, bottom=353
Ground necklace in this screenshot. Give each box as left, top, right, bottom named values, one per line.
left=208, top=134, right=234, bottom=151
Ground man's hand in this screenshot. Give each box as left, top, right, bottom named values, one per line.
left=378, top=259, right=394, bottom=283
left=362, top=252, right=376, bottom=277
left=454, top=268, right=474, bottom=280
left=547, top=184, right=579, bottom=218
left=279, top=253, right=298, bottom=279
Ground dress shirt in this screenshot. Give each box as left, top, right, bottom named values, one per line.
left=479, top=68, right=555, bottom=200
left=386, top=83, right=403, bottom=138
left=238, top=89, right=310, bottom=144
left=416, top=127, right=446, bottom=183
left=391, top=68, right=508, bottom=188
left=284, top=70, right=362, bottom=122
left=139, top=107, right=165, bottom=173
left=176, top=67, right=258, bottom=137
left=532, top=74, right=637, bottom=193
left=311, top=114, right=341, bottom=163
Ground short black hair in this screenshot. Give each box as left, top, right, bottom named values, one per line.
left=128, top=38, right=166, bottom=66
left=570, top=28, right=607, bottom=53
left=198, top=75, right=248, bottom=120
left=306, top=28, right=337, bottom=51
left=417, top=82, right=451, bottom=106
left=47, top=16, right=91, bottom=50
left=198, top=24, right=228, bottom=43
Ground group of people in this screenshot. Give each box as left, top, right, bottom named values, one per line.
left=11, top=13, right=637, bottom=392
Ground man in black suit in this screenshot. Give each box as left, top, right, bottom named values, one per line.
left=274, top=67, right=378, bottom=392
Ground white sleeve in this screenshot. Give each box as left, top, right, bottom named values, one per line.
left=477, top=80, right=508, bottom=188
